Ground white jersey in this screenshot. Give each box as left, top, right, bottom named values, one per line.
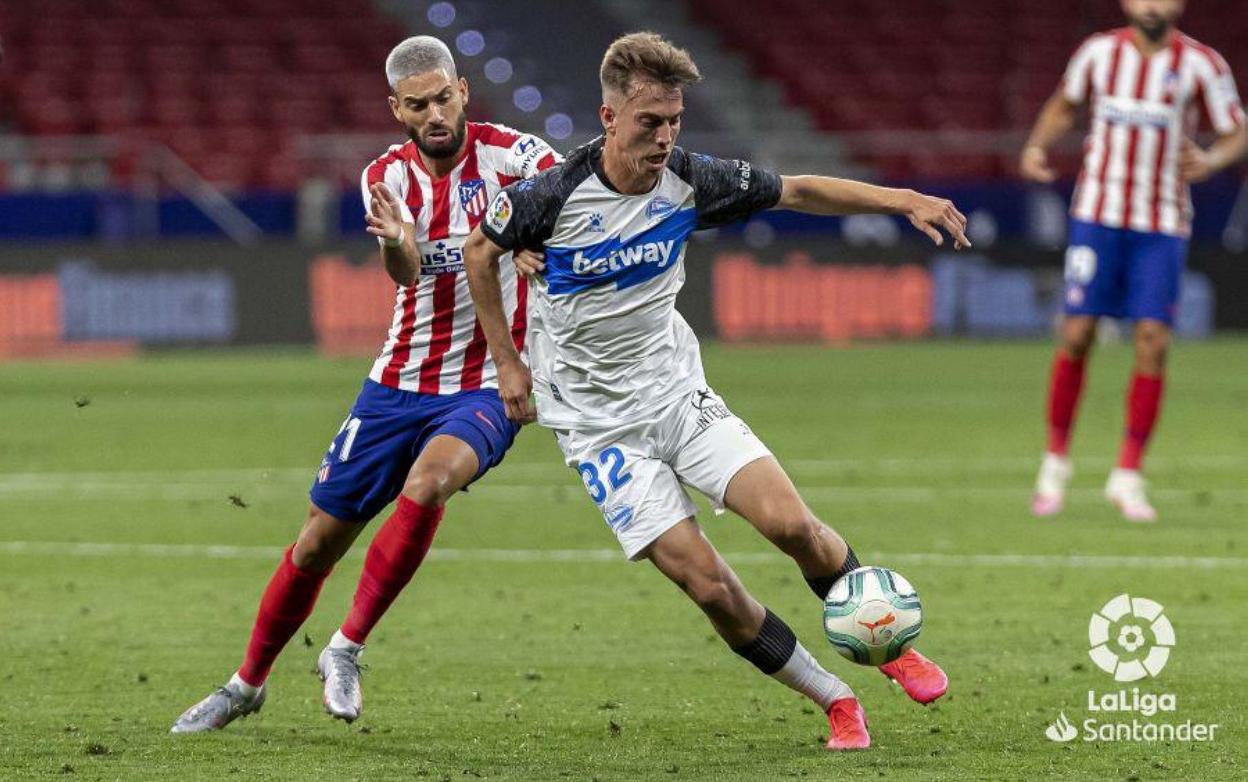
left=361, top=122, right=558, bottom=394
left=479, top=139, right=782, bottom=430
left=1063, top=29, right=1244, bottom=237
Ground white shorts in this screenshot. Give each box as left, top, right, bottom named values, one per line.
left=554, top=386, right=772, bottom=560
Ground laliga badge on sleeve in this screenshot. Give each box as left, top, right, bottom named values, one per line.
left=487, top=191, right=513, bottom=234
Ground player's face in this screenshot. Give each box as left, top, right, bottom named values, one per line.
left=1122, top=0, right=1184, bottom=40
left=602, top=80, right=684, bottom=178
left=389, top=69, right=470, bottom=159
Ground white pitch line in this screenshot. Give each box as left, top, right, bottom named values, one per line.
left=0, top=453, right=1243, bottom=488
left=0, top=541, right=1243, bottom=569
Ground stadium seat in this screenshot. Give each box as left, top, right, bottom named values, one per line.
left=690, top=0, right=1245, bottom=180
left=0, top=0, right=410, bottom=189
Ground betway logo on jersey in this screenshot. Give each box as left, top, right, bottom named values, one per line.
left=545, top=207, right=697, bottom=295
left=571, top=240, right=677, bottom=275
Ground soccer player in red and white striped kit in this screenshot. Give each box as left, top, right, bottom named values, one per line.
left=172, top=36, right=558, bottom=732
left=1021, top=0, right=1246, bottom=521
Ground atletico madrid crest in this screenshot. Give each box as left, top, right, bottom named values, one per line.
left=459, top=179, right=488, bottom=219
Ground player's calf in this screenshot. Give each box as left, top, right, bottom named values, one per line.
left=647, top=521, right=867, bottom=748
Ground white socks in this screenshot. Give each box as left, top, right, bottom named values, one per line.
left=229, top=672, right=260, bottom=698
left=329, top=628, right=364, bottom=651
left=771, top=642, right=854, bottom=711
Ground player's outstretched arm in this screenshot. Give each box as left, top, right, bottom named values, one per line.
left=366, top=182, right=419, bottom=286
left=463, top=227, right=534, bottom=422
left=1019, top=92, right=1079, bottom=183
left=776, top=176, right=971, bottom=249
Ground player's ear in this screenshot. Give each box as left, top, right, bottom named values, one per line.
left=600, top=103, right=615, bottom=135
left=388, top=94, right=402, bottom=122
left=458, top=77, right=469, bottom=107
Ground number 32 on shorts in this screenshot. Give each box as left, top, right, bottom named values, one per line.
left=577, top=446, right=632, bottom=504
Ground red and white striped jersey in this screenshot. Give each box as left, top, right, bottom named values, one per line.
left=1063, top=29, right=1244, bottom=237
left=361, top=122, right=558, bottom=394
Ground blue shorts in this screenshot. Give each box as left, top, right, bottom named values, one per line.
left=1063, top=220, right=1188, bottom=325
left=309, top=380, right=520, bottom=523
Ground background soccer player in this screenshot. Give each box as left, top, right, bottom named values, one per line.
left=1021, top=0, right=1246, bottom=521
left=172, top=36, right=557, bottom=732
left=464, top=32, right=969, bottom=751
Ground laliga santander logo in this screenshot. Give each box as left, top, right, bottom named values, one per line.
left=1044, top=594, right=1217, bottom=744
left=1088, top=594, right=1175, bottom=682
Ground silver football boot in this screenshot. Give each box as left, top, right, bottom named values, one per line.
left=170, top=680, right=266, bottom=733
left=317, top=645, right=364, bottom=722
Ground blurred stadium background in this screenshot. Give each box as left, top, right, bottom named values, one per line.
left=1, top=0, right=1245, bottom=357
left=3, top=3, right=1247, bottom=778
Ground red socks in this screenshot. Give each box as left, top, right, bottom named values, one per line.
left=341, top=497, right=444, bottom=644
left=238, top=545, right=330, bottom=686
left=1046, top=352, right=1086, bottom=456
left=1045, top=349, right=1164, bottom=469
left=1118, top=372, right=1164, bottom=470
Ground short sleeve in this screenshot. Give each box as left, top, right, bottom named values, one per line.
left=360, top=155, right=415, bottom=225
left=1194, top=49, right=1245, bottom=134
left=480, top=178, right=560, bottom=252
left=685, top=152, right=782, bottom=229
left=502, top=133, right=562, bottom=179
left=1061, top=36, right=1101, bottom=105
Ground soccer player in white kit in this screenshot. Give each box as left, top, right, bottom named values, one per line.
left=464, top=33, right=971, bottom=751
left=1021, top=0, right=1246, bottom=521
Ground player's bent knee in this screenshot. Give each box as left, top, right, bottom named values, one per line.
left=1063, top=330, right=1095, bottom=358
left=291, top=529, right=340, bottom=573
left=1134, top=327, right=1170, bottom=370
left=290, top=504, right=355, bottom=572
left=402, top=468, right=459, bottom=507
left=762, top=507, right=820, bottom=555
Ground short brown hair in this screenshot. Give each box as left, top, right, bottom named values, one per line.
left=600, top=32, right=701, bottom=99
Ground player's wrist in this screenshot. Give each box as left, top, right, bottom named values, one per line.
left=495, top=351, right=525, bottom=370
left=381, top=233, right=403, bottom=248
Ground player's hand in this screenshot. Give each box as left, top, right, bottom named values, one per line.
left=497, top=358, right=535, bottom=424
left=366, top=182, right=405, bottom=242
left=1179, top=138, right=1215, bottom=183
left=1020, top=145, right=1058, bottom=183
left=513, top=249, right=546, bottom=279
left=901, top=190, right=971, bottom=250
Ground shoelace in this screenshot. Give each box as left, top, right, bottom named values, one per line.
left=329, top=650, right=362, bottom=695
left=185, top=687, right=234, bottom=721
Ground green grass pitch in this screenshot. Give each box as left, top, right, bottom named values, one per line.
left=1, top=339, right=1245, bottom=780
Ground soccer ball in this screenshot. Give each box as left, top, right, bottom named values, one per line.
left=823, top=566, right=923, bottom=666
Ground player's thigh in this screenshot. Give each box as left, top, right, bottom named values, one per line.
left=410, top=390, right=521, bottom=498
left=721, top=456, right=818, bottom=535
left=556, top=427, right=696, bottom=561
left=1125, top=231, right=1187, bottom=326
left=401, top=434, right=482, bottom=506
left=667, top=387, right=772, bottom=512
left=309, top=382, right=426, bottom=523
left=1064, top=220, right=1127, bottom=318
